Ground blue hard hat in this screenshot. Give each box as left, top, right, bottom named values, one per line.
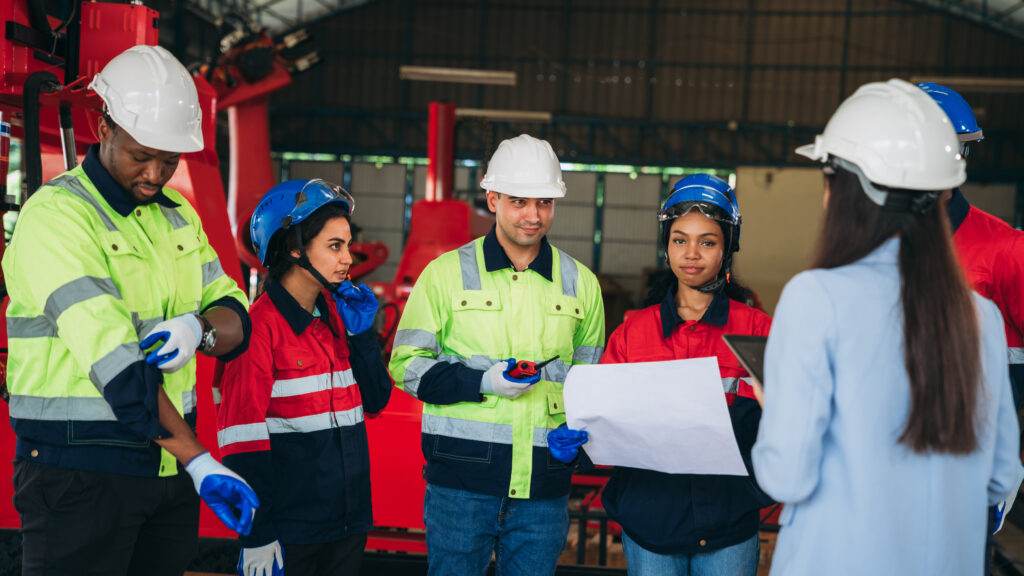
left=250, top=179, right=355, bottom=266
left=917, top=82, right=983, bottom=142
left=660, top=173, right=741, bottom=238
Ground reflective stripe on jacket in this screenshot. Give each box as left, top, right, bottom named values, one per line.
left=216, top=284, right=392, bottom=547
left=599, top=287, right=774, bottom=555
left=390, top=235, right=605, bottom=499
left=2, top=165, right=247, bottom=476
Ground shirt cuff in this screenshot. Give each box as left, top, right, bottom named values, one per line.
left=202, top=296, right=252, bottom=362
left=102, top=360, right=171, bottom=440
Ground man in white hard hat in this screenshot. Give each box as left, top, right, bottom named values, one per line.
left=3, top=44, right=257, bottom=575
left=389, top=134, right=606, bottom=576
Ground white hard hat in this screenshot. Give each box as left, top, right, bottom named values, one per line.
left=89, top=45, right=203, bottom=153
left=796, top=78, right=965, bottom=194
left=480, top=134, right=566, bottom=198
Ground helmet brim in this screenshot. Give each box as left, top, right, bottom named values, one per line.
left=795, top=142, right=823, bottom=162
left=127, top=125, right=204, bottom=154
left=481, top=181, right=566, bottom=198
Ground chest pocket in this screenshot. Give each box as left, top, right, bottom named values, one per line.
left=272, top=347, right=325, bottom=382
left=99, top=231, right=149, bottom=308
left=450, top=290, right=502, bottom=349
left=542, top=294, right=583, bottom=344
left=168, top=227, right=203, bottom=308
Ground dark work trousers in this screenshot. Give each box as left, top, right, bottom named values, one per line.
left=283, top=533, right=368, bottom=576
left=985, top=504, right=996, bottom=576
left=13, top=459, right=200, bottom=576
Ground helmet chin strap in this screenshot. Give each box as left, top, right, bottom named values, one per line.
left=289, top=227, right=342, bottom=293
left=696, top=255, right=731, bottom=294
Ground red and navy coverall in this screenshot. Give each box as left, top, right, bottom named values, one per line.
left=949, top=190, right=1024, bottom=410
left=215, top=282, right=392, bottom=549
left=599, top=284, right=774, bottom=555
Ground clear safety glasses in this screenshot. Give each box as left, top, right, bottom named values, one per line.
left=658, top=201, right=737, bottom=225
left=300, top=179, right=356, bottom=215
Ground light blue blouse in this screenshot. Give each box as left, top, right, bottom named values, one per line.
left=752, top=237, right=1022, bottom=576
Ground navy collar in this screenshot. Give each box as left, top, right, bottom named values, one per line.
left=660, top=281, right=730, bottom=339
left=82, top=144, right=180, bottom=218
left=482, top=226, right=553, bottom=282
left=267, top=282, right=333, bottom=336
left=946, top=187, right=970, bottom=233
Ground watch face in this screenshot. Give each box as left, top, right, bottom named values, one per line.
left=201, top=328, right=217, bottom=353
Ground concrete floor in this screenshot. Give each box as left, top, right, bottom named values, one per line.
left=186, top=507, right=1024, bottom=576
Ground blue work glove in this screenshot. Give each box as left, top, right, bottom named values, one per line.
left=334, top=280, right=379, bottom=335
left=238, top=540, right=284, bottom=576
left=481, top=359, right=540, bottom=399
left=548, top=425, right=589, bottom=463
left=185, top=452, right=259, bottom=536
left=140, top=313, right=202, bottom=373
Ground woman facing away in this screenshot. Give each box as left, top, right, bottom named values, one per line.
left=599, top=174, right=774, bottom=576
left=216, top=179, right=393, bottom=576
left=751, top=79, right=1022, bottom=576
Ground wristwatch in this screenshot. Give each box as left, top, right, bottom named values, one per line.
left=196, top=314, right=217, bottom=354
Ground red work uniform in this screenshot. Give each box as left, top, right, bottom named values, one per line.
left=215, top=282, right=392, bottom=553
left=599, top=285, right=774, bottom=555
left=949, top=190, right=1024, bottom=409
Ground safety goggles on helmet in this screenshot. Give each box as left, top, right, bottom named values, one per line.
left=250, top=178, right=355, bottom=267
left=658, top=174, right=741, bottom=227
left=281, top=179, right=354, bottom=229
left=658, top=201, right=735, bottom=225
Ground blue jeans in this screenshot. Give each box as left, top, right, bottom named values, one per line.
left=621, top=531, right=759, bottom=576
left=423, top=483, right=569, bottom=576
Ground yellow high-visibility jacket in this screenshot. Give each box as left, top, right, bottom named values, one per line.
left=3, top=164, right=247, bottom=477
left=390, top=233, right=604, bottom=499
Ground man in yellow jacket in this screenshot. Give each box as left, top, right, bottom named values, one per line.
left=389, top=134, right=605, bottom=576
left=3, top=45, right=256, bottom=575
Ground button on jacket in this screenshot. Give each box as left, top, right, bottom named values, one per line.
left=389, top=229, right=605, bottom=499
left=949, top=189, right=1024, bottom=408
left=2, top=145, right=249, bottom=477
left=752, top=238, right=1022, bottom=576
left=599, top=284, right=773, bottom=555
left=216, top=283, right=392, bottom=547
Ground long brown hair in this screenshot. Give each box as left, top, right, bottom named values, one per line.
left=812, top=166, right=980, bottom=454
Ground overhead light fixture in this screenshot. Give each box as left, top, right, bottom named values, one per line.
left=399, top=65, right=516, bottom=86
left=455, top=108, right=552, bottom=123
left=909, top=76, right=1024, bottom=93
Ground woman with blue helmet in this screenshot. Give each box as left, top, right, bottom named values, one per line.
left=599, top=174, right=773, bottom=576
left=215, top=179, right=393, bottom=576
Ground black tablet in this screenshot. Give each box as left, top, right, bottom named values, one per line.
left=722, top=334, right=767, bottom=386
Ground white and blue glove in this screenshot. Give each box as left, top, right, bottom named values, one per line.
left=238, top=540, right=284, bottom=576
left=140, top=313, right=202, bottom=373
left=548, top=425, right=589, bottom=463
left=994, top=470, right=1023, bottom=534
left=481, top=359, right=539, bottom=399
left=334, top=280, right=379, bottom=335
left=185, top=452, right=259, bottom=536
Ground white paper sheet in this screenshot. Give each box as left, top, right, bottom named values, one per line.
left=563, top=357, right=748, bottom=476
